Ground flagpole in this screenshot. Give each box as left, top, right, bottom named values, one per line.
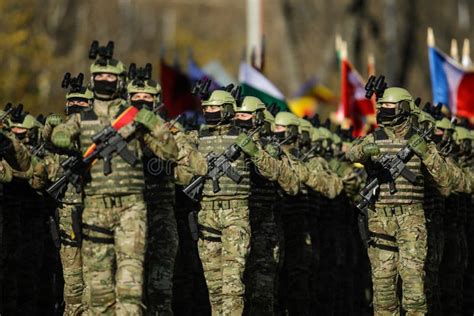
left=450, top=39, right=459, bottom=62
left=462, top=38, right=472, bottom=67
left=246, top=0, right=263, bottom=70
left=427, top=27, right=435, bottom=47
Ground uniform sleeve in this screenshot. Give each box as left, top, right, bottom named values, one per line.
left=346, top=134, right=374, bottom=163
left=173, top=131, right=208, bottom=186
left=276, top=154, right=301, bottom=196
left=0, top=131, right=32, bottom=172
left=421, top=143, right=451, bottom=193
left=444, top=157, right=471, bottom=194
left=305, top=157, right=343, bottom=199
left=29, top=156, right=48, bottom=190
left=52, top=114, right=81, bottom=141
left=251, top=149, right=281, bottom=181
left=142, top=124, right=179, bottom=162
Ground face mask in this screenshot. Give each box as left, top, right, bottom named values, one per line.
left=131, top=99, right=154, bottom=110
left=204, top=111, right=222, bottom=124
left=14, top=132, right=27, bottom=141
left=273, top=131, right=286, bottom=140
left=376, top=107, right=397, bottom=124
left=234, top=118, right=254, bottom=129
left=93, top=80, right=117, bottom=98
left=431, top=134, right=442, bottom=144
left=66, top=105, right=90, bottom=115
left=299, top=132, right=311, bottom=146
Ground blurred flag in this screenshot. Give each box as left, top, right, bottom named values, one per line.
left=288, top=96, right=318, bottom=118
left=160, top=59, right=200, bottom=118
left=339, top=59, right=375, bottom=136
left=294, top=76, right=337, bottom=104
left=238, top=62, right=287, bottom=111
left=187, top=57, right=221, bottom=90
left=203, top=61, right=237, bottom=86
left=428, top=46, right=474, bottom=118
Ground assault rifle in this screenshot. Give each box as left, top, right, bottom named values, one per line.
left=356, top=126, right=433, bottom=246
left=183, top=128, right=260, bottom=201
left=46, top=125, right=138, bottom=200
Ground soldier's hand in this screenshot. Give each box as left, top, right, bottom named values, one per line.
left=235, top=133, right=259, bottom=157
left=134, top=108, right=160, bottom=131
left=362, top=143, right=380, bottom=158
left=408, top=134, right=428, bottom=159
left=45, top=114, right=63, bottom=127
left=51, top=130, right=72, bottom=149
left=0, top=161, right=13, bottom=183
left=264, top=143, right=280, bottom=158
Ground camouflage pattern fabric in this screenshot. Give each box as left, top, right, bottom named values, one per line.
left=58, top=203, right=85, bottom=316
left=368, top=204, right=427, bottom=315
left=82, top=194, right=147, bottom=315
left=197, top=203, right=250, bottom=316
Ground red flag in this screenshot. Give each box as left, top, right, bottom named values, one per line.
left=160, top=59, right=200, bottom=118
left=340, top=59, right=375, bottom=136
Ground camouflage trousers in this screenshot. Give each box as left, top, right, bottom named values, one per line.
left=244, top=203, right=280, bottom=315
left=144, top=200, right=178, bottom=316
left=367, top=204, right=427, bottom=316
left=58, top=203, right=85, bottom=316
left=197, top=200, right=250, bottom=316
left=82, top=194, right=147, bottom=316
left=424, top=209, right=444, bottom=316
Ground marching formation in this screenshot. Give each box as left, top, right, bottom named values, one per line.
left=0, top=41, right=473, bottom=316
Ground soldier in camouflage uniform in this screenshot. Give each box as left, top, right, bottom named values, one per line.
left=229, top=97, right=281, bottom=315
left=125, top=74, right=179, bottom=315
left=439, top=125, right=473, bottom=316
left=0, top=124, right=34, bottom=314
left=51, top=56, right=178, bottom=315
left=180, top=90, right=294, bottom=315
left=4, top=113, right=54, bottom=315
left=172, top=121, right=211, bottom=316
left=303, top=123, right=344, bottom=316
left=266, top=112, right=312, bottom=316
left=42, top=87, right=94, bottom=316
left=347, top=87, right=451, bottom=316
left=185, top=89, right=250, bottom=315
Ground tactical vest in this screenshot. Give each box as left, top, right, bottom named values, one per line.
left=79, top=102, right=145, bottom=196
left=198, top=127, right=250, bottom=200
left=372, top=128, right=424, bottom=205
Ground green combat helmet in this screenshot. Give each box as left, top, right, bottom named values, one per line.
left=453, top=126, right=472, bottom=157
left=261, top=109, right=275, bottom=136
left=376, top=87, right=414, bottom=126
left=8, top=113, right=43, bottom=144
left=274, top=111, right=300, bottom=142
left=8, top=114, right=41, bottom=130
left=235, top=96, right=266, bottom=113
left=418, top=110, right=436, bottom=136
left=88, top=40, right=126, bottom=99
left=127, top=63, right=162, bottom=111
left=62, top=72, right=94, bottom=115
left=234, top=96, right=266, bottom=130
left=201, top=89, right=236, bottom=124
left=298, top=118, right=312, bottom=148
